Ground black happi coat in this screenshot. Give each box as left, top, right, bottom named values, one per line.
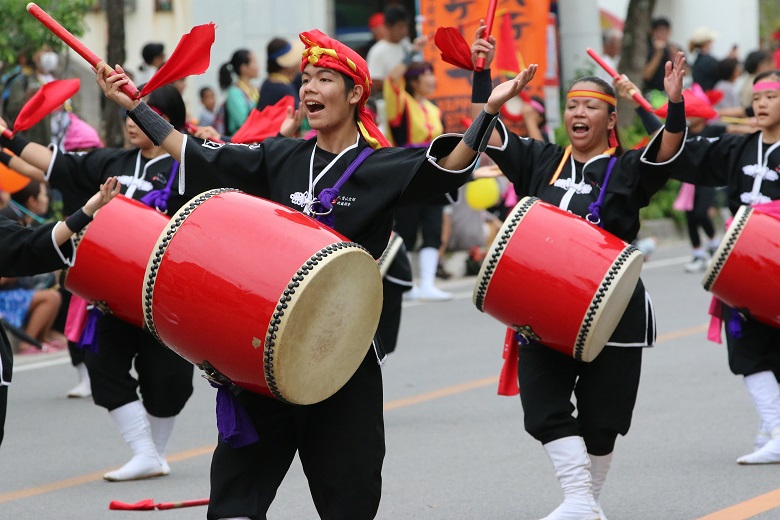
left=485, top=121, right=684, bottom=346
left=0, top=218, right=74, bottom=384
left=46, top=147, right=185, bottom=215
left=178, top=134, right=475, bottom=259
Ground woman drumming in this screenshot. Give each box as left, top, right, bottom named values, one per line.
left=471, top=24, right=687, bottom=520
left=0, top=177, right=120, bottom=446
left=670, top=70, right=780, bottom=465
left=0, top=85, right=196, bottom=482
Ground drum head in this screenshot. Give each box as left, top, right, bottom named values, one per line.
left=269, top=245, right=383, bottom=405
left=574, top=246, right=644, bottom=361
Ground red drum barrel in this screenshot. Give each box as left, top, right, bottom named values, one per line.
left=64, top=195, right=170, bottom=328
left=703, top=205, right=780, bottom=328
left=144, top=189, right=383, bottom=405
left=473, top=196, right=643, bottom=361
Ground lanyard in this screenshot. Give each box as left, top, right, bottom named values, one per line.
left=303, top=134, right=360, bottom=215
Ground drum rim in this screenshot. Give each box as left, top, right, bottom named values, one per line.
left=573, top=244, right=643, bottom=361
left=702, top=205, right=751, bottom=291
left=377, top=231, right=404, bottom=277
left=473, top=196, right=538, bottom=311
left=143, top=187, right=241, bottom=344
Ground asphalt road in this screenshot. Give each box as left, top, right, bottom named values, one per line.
left=1, top=241, right=778, bottom=520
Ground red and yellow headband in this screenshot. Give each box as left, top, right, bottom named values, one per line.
left=753, top=81, right=780, bottom=93
left=567, top=90, right=617, bottom=107
left=299, top=29, right=390, bottom=149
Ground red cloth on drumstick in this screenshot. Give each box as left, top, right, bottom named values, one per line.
left=498, top=327, right=520, bottom=396
left=494, top=13, right=525, bottom=76
left=139, top=23, right=216, bottom=97
left=299, top=29, right=390, bottom=150
left=230, top=96, right=294, bottom=144
left=12, top=78, right=80, bottom=135
left=707, top=297, right=724, bottom=344
left=434, top=27, right=475, bottom=71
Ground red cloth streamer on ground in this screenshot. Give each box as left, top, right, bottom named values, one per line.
left=585, top=47, right=653, bottom=112
left=497, top=327, right=520, bottom=396
left=12, top=78, right=80, bottom=135
left=26, top=3, right=138, bottom=100
left=230, top=96, right=294, bottom=144
left=476, top=0, right=499, bottom=71
left=434, top=27, right=474, bottom=71
left=139, top=23, right=216, bottom=97
left=109, top=498, right=209, bottom=510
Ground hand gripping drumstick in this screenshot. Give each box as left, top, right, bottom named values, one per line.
left=26, top=3, right=140, bottom=99
left=475, top=0, right=498, bottom=72
left=586, top=47, right=653, bottom=112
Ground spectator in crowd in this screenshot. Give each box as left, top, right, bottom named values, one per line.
left=690, top=27, right=721, bottom=91
left=135, top=42, right=165, bottom=86
left=216, top=49, right=260, bottom=135
left=256, top=37, right=304, bottom=111
left=713, top=57, right=743, bottom=110
left=643, top=17, right=677, bottom=94
left=197, top=86, right=218, bottom=128
left=366, top=4, right=413, bottom=95
left=358, top=12, right=388, bottom=59
left=596, top=28, right=622, bottom=84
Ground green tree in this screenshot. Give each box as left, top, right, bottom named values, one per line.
left=0, top=0, right=93, bottom=65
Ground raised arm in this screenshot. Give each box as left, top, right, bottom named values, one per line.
left=0, top=150, right=46, bottom=182
left=0, top=116, right=55, bottom=173
left=438, top=63, right=537, bottom=171
left=613, top=75, right=663, bottom=135
left=656, top=51, right=686, bottom=162
left=96, top=64, right=184, bottom=162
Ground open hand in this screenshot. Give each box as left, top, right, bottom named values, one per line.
left=280, top=106, right=305, bottom=138
left=486, top=64, right=538, bottom=114
left=83, top=177, right=121, bottom=216
left=663, top=51, right=686, bottom=103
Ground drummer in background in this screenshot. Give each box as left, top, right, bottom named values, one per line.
left=0, top=86, right=197, bottom=482
left=94, top=28, right=532, bottom=520
left=664, top=70, right=780, bottom=465
left=0, top=177, right=120, bottom=446
left=471, top=24, right=687, bottom=520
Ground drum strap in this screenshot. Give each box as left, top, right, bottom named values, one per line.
left=139, top=160, right=180, bottom=213
left=585, top=156, right=617, bottom=227
left=310, top=147, right=374, bottom=229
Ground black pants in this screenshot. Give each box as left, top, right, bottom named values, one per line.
left=377, top=280, right=404, bottom=354
left=394, top=204, right=444, bottom=251
left=725, top=309, right=780, bottom=378
left=207, top=348, right=385, bottom=520
left=518, top=343, right=642, bottom=456
left=85, top=315, right=194, bottom=415
left=0, top=385, right=6, bottom=446
left=685, top=186, right=716, bottom=248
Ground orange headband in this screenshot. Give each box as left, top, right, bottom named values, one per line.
left=567, top=90, right=617, bottom=107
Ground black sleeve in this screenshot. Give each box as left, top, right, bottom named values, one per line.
left=47, top=148, right=117, bottom=214
left=636, top=107, right=663, bottom=134
left=0, top=217, right=72, bottom=276
left=669, top=132, right=747, bottom=187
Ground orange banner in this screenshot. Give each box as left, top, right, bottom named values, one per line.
left=420, top=0, right=550, bottom=133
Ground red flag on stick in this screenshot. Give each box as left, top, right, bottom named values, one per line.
left=12, top=78, right=80, bottom=135
left=230, top=96, right=295, bottom=144
left=434, top=27, right=474, bottom=71
left=139, top=23, right=217, bottom=97
left=109, top=497, right=209, bottom=510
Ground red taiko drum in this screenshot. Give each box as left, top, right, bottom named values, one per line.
left=64, top=195, right=170, bottom=328
left=703, top=205, right=780, bottom=328
left=473, top=196, right=643, bottom=361
left=143, top=189, right=383, bottom=405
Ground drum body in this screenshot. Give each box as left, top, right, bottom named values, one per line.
left=144, top=189, right=383, bottom=405
left=473, top=197, right=643, bottom=361
left=64, top=195, right=170, bottom=328
left=703, top=205, right=780, bottom=328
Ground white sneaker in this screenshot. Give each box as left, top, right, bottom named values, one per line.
left=67, top=378, right=91, bottom=398
left=737, top=438, right=780, bottom=464
left=684, top=256, right=707, bottom=273
left=403, top=286, right=420, bottom=301
left=755, top=430, right=771, bottom=451
left=417, top=285, right=453, bottom=301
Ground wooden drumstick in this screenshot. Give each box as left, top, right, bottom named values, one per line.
left=586, top=47, right=653, bottom=112
left=476, top=0, right=498, bottom=72
left=26, top=2, right=140, bottom=99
